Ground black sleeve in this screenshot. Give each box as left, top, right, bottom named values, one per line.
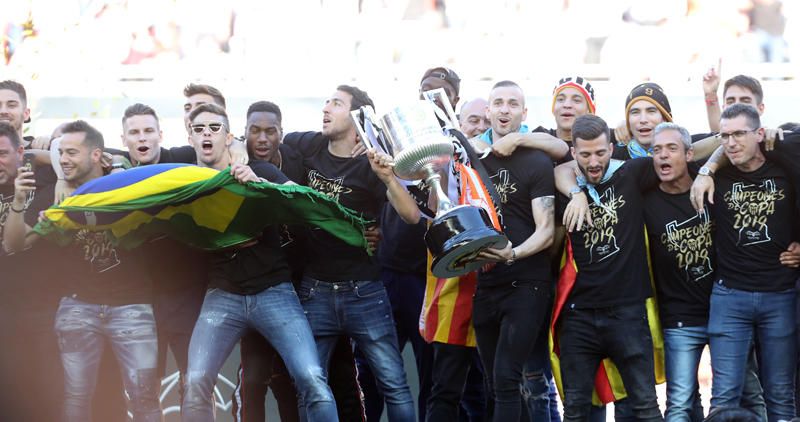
left=166, top=145, right=198, bottom=164
left=765, top=131, right=800, bottom=184
left=622, top=157, right=659, bottom=192
left=691, top=132, right=716, bottom=142
left=283, top=131, right=326, bottom=158
left=251, top=161, right=289, bottom=184
left=527, top=151, right=555, bottom=199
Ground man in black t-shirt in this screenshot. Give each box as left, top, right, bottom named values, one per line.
left=179, top=104, right=338, bottom=422
left=643, top=123, right=715, bottom=421
left=0, top=122, right=63, bottom=421
left=286, top=85, right=419, bottom=422
left=5, top=120, right=163, bottom=422
left=118, top=103, right=208, bottom=404
left=463, top=80, right=558, bottom=422
left=689, top=104, right=798, bottom=421
left=553, top=115, right=663, bottom=422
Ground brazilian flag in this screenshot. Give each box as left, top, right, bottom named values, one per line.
left=34, top=163, right=369, bottom=251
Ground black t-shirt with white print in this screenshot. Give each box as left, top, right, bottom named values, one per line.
left=479, top=148, right=554, bottom=286
left=284, top=131, right=387, bottom=282
left=562, top=158, right=659, bottom=308
left=644, top=188, right=714, bottom=328
left=711, top=159, right=798, bottom=292
left=207, top=161, right=291, bottom=295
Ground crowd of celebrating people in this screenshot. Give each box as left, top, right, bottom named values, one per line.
left=0, top=64, right=799, bottom=422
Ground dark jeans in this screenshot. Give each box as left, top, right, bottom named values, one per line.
left=154, top=284, right=205, bottom=380
left=521, top=322, right=561, bottom=422
left=355, top=269, right=433, bottom=421
left=472, top=280, right=553, bottom=422
left=558, top=302, right=663, bottom=422
left=426, top=342, right=487, bottom=421
left=232, top=333, right=365, bottom=422
left=232, top=330, right=299, bottom=422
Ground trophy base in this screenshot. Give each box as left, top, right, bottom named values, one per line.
left=425, top=205, right=508, bottom=278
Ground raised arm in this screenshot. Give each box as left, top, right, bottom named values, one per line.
left=368, top=150, right=421, bottom=224
left=2, top=167, right=40, bottom=253
left=702, top=59, right=722, bottom=133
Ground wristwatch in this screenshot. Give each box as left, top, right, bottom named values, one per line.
left=568, top=186, right=584, bottom=199
left=698, top=166, right=715, bottom=177
left=505, top=248, right=516, bottom=266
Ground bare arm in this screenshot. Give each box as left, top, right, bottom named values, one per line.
left=690, top=145, right=728, bottom=210
left=2, top=167, right=40, bottom=253
left=554, top=161, right=591, bottom=231
left=690, top=135, right=721, bottom=161
left=477, top=195, right=555, bottom=263
left=491, top=132, right=569, bottom=160
left=702, top=59, right=722, bottom=133
left=368, top=150, right=421, bottom=224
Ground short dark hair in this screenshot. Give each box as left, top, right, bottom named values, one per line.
left=122, top=103, right=159, bottom=127
left=183, top=83, right=226, bottom=108
left=723, top=75, right=763, bottom=105
left=0, top=80, right=27, bottom=105
left=337, top=85, right=374, bottom=111
left=246, top=101, right=282, bottom=123
left=572, top=114, right=610, bottom=144
left=188, top=103, right=230, bottom=131
left=61, top=120, right=105, bottom=151
left=492, top=80, right=522, bottom=91
left=721, top=103, right=761, bottom=130
left=0, top=122, right=21, bottom=148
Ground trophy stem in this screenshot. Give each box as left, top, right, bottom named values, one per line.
left=424, top=171, right=453, bottom=216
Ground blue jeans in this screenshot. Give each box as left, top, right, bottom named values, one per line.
left=664, top=325, right=766, bottom=422
left=54, top=296, right=161, bottom=422
left=708, top=281, right=796, bottom=422
left=354, top=269, right=433, bottom=421
left=298, top=277, right=416, bottom=422
left=182, top=283, right=337, bottom=422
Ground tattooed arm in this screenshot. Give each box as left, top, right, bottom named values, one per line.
left=477, top=195, right=555, bottom=263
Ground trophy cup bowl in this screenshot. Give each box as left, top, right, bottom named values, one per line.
left=376, top=101, right=508, bottom=278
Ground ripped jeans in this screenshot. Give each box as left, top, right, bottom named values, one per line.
left=54, top=296, right=161, bottom=422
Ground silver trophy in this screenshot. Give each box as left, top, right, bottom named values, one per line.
left=352, top=96, right=507, bottom=278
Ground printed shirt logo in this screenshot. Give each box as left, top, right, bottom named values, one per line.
left=307, top=170, right=352, bottom=202
left=660, top=209, right=713, bottom=282
left=490, top=169, right=517, bottom=204
left=75, top=218, right=121, bottom=273
left=583, top=186, right=624, bottom=263
left=723, top=179, right=785, bottom=246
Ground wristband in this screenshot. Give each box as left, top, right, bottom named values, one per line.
left=10, top=204, right=26, bottom=213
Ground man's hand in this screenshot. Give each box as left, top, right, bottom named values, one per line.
left=229, top=141, right=249, bottom=165
left=702, top=59, right=722, bottom=96
left=230, top=163, right=259, bottom=183
left=364, top=225, right=381, bottom=254
left=780, top=241, right=800, bottom=268
left=477, top=241, right=514, bottom=263
left=350, top=141, right=367, bottom=157
left=100, top=152, right=114, bottom=174
left=367, top=150, right=396, bottom=184
left=13, top=166, right=36, bottom=206
left=491, top=133, right=521, bottom=157
left=563, top=192, right=591, bottom=232
left=614, top=120, right=631, bottom=145
left=764, top=127, right=784, bottom=152
left=690, top=175, right=715, bottom=211
left=30, top=136, right=53, bottom=150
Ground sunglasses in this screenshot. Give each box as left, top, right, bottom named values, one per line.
left=190, top=123, right=226, bottom=134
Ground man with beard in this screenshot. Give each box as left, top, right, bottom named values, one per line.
left=552, top=114, right=663, bottom=422
left=5, top=120, right=163, bottom=422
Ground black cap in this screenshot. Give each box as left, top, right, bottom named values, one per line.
left=420, top=67, right=461, bottom=96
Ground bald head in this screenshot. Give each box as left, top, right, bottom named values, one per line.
left=459, top=98, right=490, bottom=138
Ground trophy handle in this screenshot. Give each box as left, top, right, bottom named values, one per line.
left=422, top=87, right=459, bottom=131
left=350, top=106, right=393, bottom=155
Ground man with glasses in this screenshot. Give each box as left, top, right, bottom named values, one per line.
left=691, top=103, right=798, bottom=421
left=180, top=103, right=338, bottom=422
